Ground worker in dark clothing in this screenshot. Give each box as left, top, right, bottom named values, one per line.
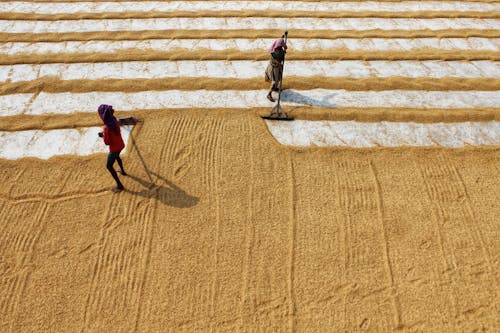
left=98, top=104, right=126, bottom=192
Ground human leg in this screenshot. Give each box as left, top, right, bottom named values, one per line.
left=116, top=153, right=127, bottom=176
left=106, top=152, right=124, bottom=190
left=267, top=85, right=276, bottom=102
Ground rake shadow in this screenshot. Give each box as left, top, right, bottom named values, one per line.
left=123, top=126, right=199, bottom=208
left=126, top=173, right=199, bottom=208
left=280, top=89, right=338, bottom=108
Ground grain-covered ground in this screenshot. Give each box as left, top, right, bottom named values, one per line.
left=0, top=1, right=499, bottom=332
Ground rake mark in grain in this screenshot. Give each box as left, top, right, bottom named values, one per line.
left=239, top=117, right=255, bottom=327
left=82, top=190, right=157, bottom=332
left=170, top=116, right=200, bottom=181
left=335, top=160, right=393, bottom=330
left=370, top=161, right=402, bottom=329
left=153, top=116, right=184, bottom=181
left=0, top=201, right=49, bottom=331
left=3, top=48, right=500, bottom=65
left=288, top=155, right=297, bottom=332
left=418, top=154, right=498, bottom=321
left=132, top=116, right=199, bottom=331
left=81, top=194, right=118, bottom=332
left=451, top=165, right=495, bottom=275
left=0, top=165, right=27, bottom=198
left=132, top=199, right=155, bottom=333
left=1, top=0, right=498, bottom=331
left=207, top=117, right=224, bottom=329
left=3, top=77, right=500, bottom=95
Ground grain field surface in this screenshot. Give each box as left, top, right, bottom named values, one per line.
left=0, top=1, right=499, bottom=332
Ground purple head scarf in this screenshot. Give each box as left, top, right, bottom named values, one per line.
left=98, top=104, right=118, bottom=132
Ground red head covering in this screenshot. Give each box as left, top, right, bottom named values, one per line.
left=267, top=37, right=287, bottom=54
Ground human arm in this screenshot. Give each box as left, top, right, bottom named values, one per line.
left=102, top=126, right=110, bottom=145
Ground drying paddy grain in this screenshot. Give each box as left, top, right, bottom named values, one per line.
left=1, top=1, right=499, bottom=332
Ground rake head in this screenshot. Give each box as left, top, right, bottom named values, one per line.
left=261, top=103, right=294, bottom=121
left=118, top=117, right=140, bottom=125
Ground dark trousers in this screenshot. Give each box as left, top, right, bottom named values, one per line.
left=107, top=151, right=125, bottom=188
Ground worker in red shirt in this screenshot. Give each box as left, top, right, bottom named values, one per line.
left=98, top=104, right=126, bottom=192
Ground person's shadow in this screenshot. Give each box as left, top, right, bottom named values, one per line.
left=126, top=172, right=199, bottom=208
left=122, top=125, right=199, bottom=208
left=280, top=89, right=337, bottom=108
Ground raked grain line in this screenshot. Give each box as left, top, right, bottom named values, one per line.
left=5, top=106, right=500, bottom=128
left=90, top=197, right=124, bottom=321
left=151, top=116, right=213, bottom=328
left=148, top=115, right=198, bottom=184
left=4, top=50, right=500, bottom=65
left=2, top=29, right=499, bottom=43
left=0, top=197, right=14, bottom=236
left=135, top=117, right=200, bottom=327
left=237, top=117, right=293, bottom=325
left=418, top=157, right=495, bottom=317
left=206, top=116, right=225, bottom=330
left=168, top=115, right=201, bottom=181
left=451, top=165, right=497, bottom=281
left=417, top=161, right=458, bottom=270
left=211, top=118, right=255, bottom=332
left=163, top=117, right=192, bottom=179
left=54, top=161, right=92, bottom=195
left=287, top=155, right=297, bottom=331
left=55, top=166, right=80, bottom=195
left=81, top=194, right=119, bottom=332
left=63, top=162, right=109, bottom=194
left=119, top=197, right=156, bottom=330
left=131, top=199, right=156, bottom=333
left=426, top=154, right=496, bottom=274
left=133, top=116, right=198, bottom=330
left=0, top=201, right=49, bottom=331
left=146, top=115, right=185, bottom=182
left=0, top=200, right=17, bottom=323
left=0, top=188, right=111, bottom=204
left=370, top=161, right=402, bottom=330
left=333, top=162, right=356, bottom=331
left=91, top=194, right=154, bottom=329
left=291, top=154, right=346, bottom=327
left=82, top=120, right=167, bottom=330
left=3, top=78, right=500, bottom=95
left=199, top=117, right=223, bottom=188
left=417, top=162, right=464, bottom=326
left=335, top=160, right=392, bottom=329
left=294, top=159, right=346, bottom=330
left=332, top=169, right=349, bottom=281
left=3, top=165, right=27, bottom=197
left=239, top=116, right=255, bottom=327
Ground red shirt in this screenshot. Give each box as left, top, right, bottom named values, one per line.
left=103, top=124, right=125, bottom=153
